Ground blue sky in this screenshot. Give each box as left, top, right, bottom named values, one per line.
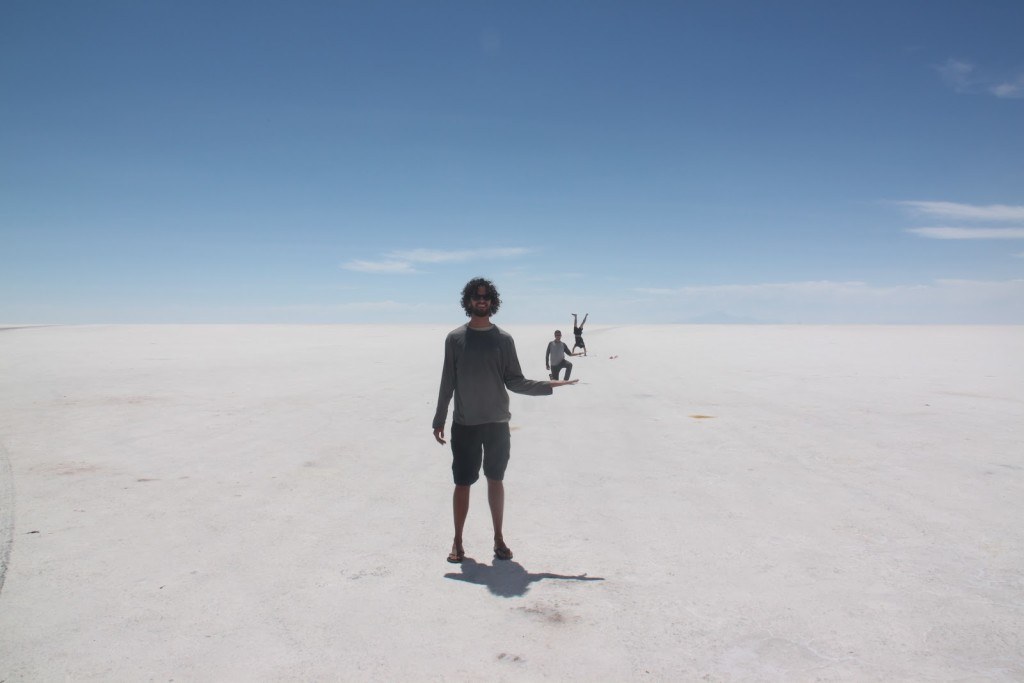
left=2, top=1, right=1022, bottom=324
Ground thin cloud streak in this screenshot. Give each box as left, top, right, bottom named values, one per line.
left=896, top=201, right=1024, bottom=222
left=935, top=58, right=1024, bottom=99
left=342, top=247, right=530, bottom=275
left=635, top=281, right=872, bottom=296
left=342, top=260, right=420, bottom=274
left=630, top=279, right=1024, bottom=323
left=387, top=247, right=530, bottom=263
left=936, top=58, right=974, bottom=92
left=991, top=73, right=1024, bottom=99
left=259, top=300, right=413, bottom=313
left=636, top=279, right=1024, bottom=296
left=908, top=227, right=1024, bottom=240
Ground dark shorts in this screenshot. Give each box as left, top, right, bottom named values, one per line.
left=451, top=422, right=511, bottom=485
left=550, top=359, right=573, bottom=380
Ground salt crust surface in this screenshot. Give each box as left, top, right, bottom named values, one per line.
left=1, top=324, right=1022, bottom=681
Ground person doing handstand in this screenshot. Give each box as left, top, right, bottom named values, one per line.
left=572, top=313, right=588, bottom=356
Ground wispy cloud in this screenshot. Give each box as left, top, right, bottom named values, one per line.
left=342, top=260, right=421, bottom=274
left=223, top=299, right=453, bottom=323
left=907, top=227, right=1024, bottom=240
left=631, top=279, right=1024, bottom=323
left=342, top=247, right=530, bottom=274
left=635, top=281, right=873, bottom=297
left=937, top=58, right=975, bottom=92
left=897, top=201, right=1024, bottom=247
left=935, top=58, right=1024, bottom=99
left=388, top=248, right=530, bottom=263
left=991, top=73, right=1024, bottom=99
left=269, top=300, right=412, bottom=312
left=634, top=278, right=1024, bottom=306
left=896, top=201, right=1024, bottom=222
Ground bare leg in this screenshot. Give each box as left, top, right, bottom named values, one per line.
left=580, top=315, right=588, bottom=355
left=452, top=484, right=470, bottom=558
left=487, top=478, right=504, bottom=541
left=488, top=478, right=512, bottom=559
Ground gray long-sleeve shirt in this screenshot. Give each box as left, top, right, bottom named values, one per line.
left=433, top=323, right=552, bottom=430
left=546, top=340, right=572, bottom=366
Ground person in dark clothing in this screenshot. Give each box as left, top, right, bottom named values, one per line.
left=545, top=330, right=579, bottom=380
left=433, top=278, right=577, bottom=564
left=572, top=313, right=588, bottom=356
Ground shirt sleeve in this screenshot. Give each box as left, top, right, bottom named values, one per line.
left=504, top=336, right=553, bottom=396
left=432, top=334, right=456, bottom=429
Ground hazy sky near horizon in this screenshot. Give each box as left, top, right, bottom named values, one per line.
left=2, top=1, right=1023, bottom=324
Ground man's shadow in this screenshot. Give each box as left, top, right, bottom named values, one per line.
left=444, top=557, right=604, bottom=598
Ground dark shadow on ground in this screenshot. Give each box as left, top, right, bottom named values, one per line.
left=444, top=557, right=604, bottom=598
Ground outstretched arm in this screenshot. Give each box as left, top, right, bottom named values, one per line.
left=550, top=379, right=578, bottom=387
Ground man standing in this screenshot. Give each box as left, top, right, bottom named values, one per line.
left=433, top=277, right=577, bottom=564
left=572, top=313, right=588, bottom=356
left=545, top=330, right=579, bottom=380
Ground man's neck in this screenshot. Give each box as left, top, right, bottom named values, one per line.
left=468, top=315, right=492, bottom=329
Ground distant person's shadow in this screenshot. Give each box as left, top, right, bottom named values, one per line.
left=444, top=557, right=604, bottom=598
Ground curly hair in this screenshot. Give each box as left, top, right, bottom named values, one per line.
left=460, top=277, right=501, bottom=317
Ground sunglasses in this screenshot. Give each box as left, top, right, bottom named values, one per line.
left=471, top=294, right=492, bottom=301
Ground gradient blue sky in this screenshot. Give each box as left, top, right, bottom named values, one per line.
left=2, top=1, right=1023, bottom=324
